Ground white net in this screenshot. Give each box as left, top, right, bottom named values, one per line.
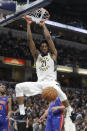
left=25, top=8, right=50, bottom=23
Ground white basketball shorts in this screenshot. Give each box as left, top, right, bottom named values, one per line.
left=15, top=81, right=67, bottom=101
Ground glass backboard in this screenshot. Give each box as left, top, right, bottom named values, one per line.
left=0, top=0, right=52, bottom=26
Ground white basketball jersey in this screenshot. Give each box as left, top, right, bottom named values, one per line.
left=36, top=53, right=57, bottom=81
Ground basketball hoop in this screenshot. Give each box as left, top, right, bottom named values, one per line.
left=0, top=0, right=52, bottom=26
left=24, top=8, right=50, bottom=23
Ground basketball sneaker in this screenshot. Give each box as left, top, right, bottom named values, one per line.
left=70, top=112, right=77, bottom=123
left=11, top=107, right=30, bottom=122
left=12, top=113, right=27, bottom=122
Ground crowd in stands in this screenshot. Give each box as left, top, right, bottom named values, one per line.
left=56, top=45, right=87, bottom=68
left=0, top=31, right=32, bottom=60
left=64, top=88, right=87, bottom=131
left=0, top=32, right=87, bottom=69
left=0, top=80, right=87, bottom=131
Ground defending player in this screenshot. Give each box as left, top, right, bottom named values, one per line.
left=0, top=84, right=12, bottom=131
left=15, top=21, right=72, bottom=119
left=39, top=96, right=64, bottom=131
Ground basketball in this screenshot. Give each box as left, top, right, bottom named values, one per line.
left=41, top=87, right=58, bottom=102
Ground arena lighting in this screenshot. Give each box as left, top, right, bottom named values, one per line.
left=57, top=66, right=73, bottom=73
left=3, top=57, right=26, bottom=66
left=45, top=20, right=87, bottom=34
left=77, top=68, right=87, bottom=75
left=3, top=63, right=24, bottom=66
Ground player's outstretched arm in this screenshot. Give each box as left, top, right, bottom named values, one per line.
left=27, top=21, right=39, bottom=59
left=7, top=97, right=12, bottom=119
left=8, top=97, right=12, bottom=112
left=39, top=108, right=49, bottom=122
left=51, top=105, right=65, bottom=112
left=40, top=22, right=57, bottom=60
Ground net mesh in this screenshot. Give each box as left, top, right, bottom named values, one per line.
left=25, top=8, right=50, bottom=23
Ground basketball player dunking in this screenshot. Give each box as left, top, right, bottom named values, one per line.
left=15, top=21, right=72, bottom=119
left=0, top=85, right=12, bottom=131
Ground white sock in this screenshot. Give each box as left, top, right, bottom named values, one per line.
left=19, top=104, right=25, bottom=115
left=66, top=106, right=73, bottom=116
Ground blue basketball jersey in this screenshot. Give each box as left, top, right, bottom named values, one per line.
left=0, top=96, right=9, bottom=131
left=46, top=97, right=64, bottom=131
left=0, top=96, right=8, bottom=121
left=48, top=97, right=63, bottom=116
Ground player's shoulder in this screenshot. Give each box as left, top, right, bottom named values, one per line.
left=48, top=52, right=57, bottom=62
left=56, top=97, right=61, bottom=103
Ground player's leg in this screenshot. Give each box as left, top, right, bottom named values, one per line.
left=17, top=96, right=25, bottom=115
left=64, top=116, right=76, bottom=131
left=52, top=83, right=76, bottom=130
left=15, top=82, right=42, bottom=115
left=15, top=82, right=25, bottom=115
